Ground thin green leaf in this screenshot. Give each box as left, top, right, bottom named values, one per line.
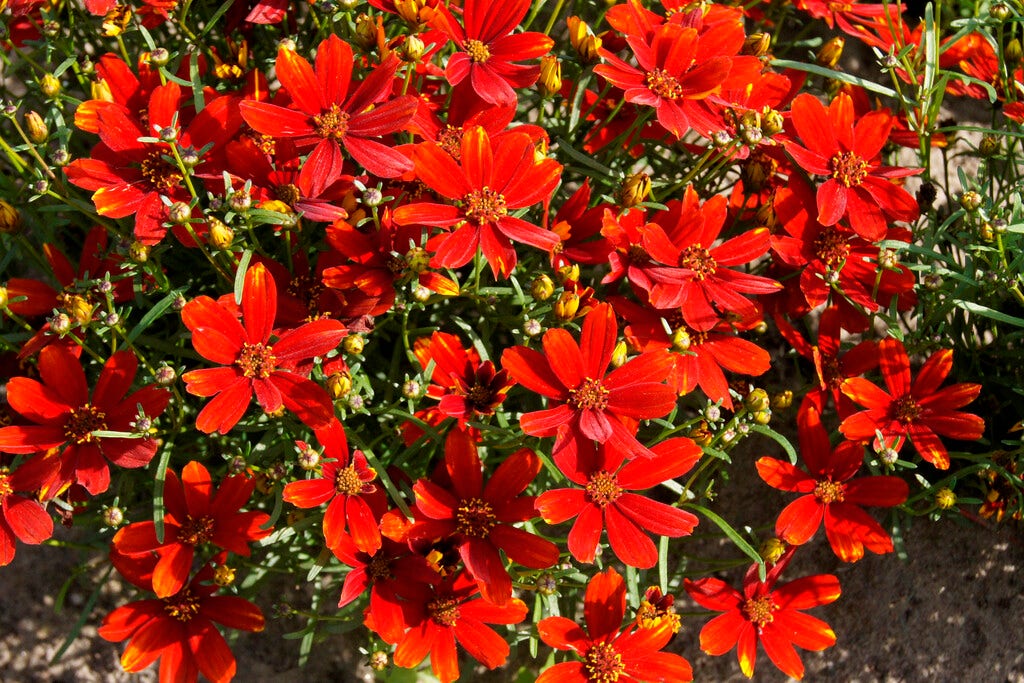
left=749, top=424, right=799, bottom=465
left=234, top=250, right=253, bottom=305
left=125, top=290, right=184, bottom=345
left=684, top=502, right=764, bottom=568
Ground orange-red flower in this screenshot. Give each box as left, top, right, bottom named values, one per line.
left=0, top=464, right=53, bottom=566
left=537, top=567, right=693, bottom=682
left=412, top=331, right=514, bottom=425
left=840, top=338, right=985, bottom=469
left=181, top=262, right=345, bottom=434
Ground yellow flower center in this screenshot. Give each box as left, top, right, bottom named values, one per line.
left=585, top=470, right=622, bottom=507
left=427, top=596, right=460, bottom=627
left=0, top=468, right=12, bottom=498
left=139, top=151, right=183, bottom=193
left=645, top=68, right=684, bottom=100
left=813, top=226, right=851, bottom=270
left=455, top=497, right=497, bottom=538
left=178, top=514, right=215, bottom=546
left=679, top=244, right=717, bottom=281
left=463, top=187, right=508, bottom=224
left=64, top=404, right=108, bottom=445
left=813, top=479, right=846, bottom=504
left=829, top=151, right=869, bottom=187
left=437, top=124, right=464, bottom=160
left=569, top=377, right=610, bottom=411
left=742, top=594, right=778, bottom=628
left=237, top=342, right=277, bottom=379
left=464, top=39, right=491, bottom=64
left=892, top=395, right=921, bottom=424
left=334, top=464, right=366, bottom=496
left=582, top=642, right=625, bottom=682
left=163, top=588, right=202, bottom=622
left=313, top=103, right=351, bottom=141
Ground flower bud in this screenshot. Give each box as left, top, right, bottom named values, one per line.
left=149, top=48, right=170, bottom=67
left=687, top=420, right=712, bottom=446
left=40, top=74, right=61, bottom=98
left=0, top=286, right=8, bottom=309
left=354, top=14, right=382, bottom=52
left=394, top=0, right=428, bottom=24
left=553, top=291, right=580, bottom=321
left=523, top=319, right=543, bottom=337
left=742, top=32, right=771, bottom=57
left=327, top=372, right=352, bottom=399
left=531, top=274, right=555, bottom=301
left=578, top=34, right=603, bottom=63
left=228, top=189, right=252, bottom=212
left=979, top=134, right=1001, bottom=157
left=959, top=190, right=983, bottom=212
left=759, top=537, right=787, bottom=563
left=760, top=107, right=784, bottom=137
left=816, top=37, right=845, bottom=68
left=990, top=2, right=1012, bottom=20
left=977, top=221, right=995, bottom=242
left=101, top=506, right=125, bottom=527
left=1007, top=38, right=1023, bottom=65
left=744, top=388, right=770, bottom=412
left=400, top=35, right=426, bottom=62
left=535, top=573, right=557, bottom=596
left=207, top=216, right=234, bottom=250
left=610, top=341, right=628, bottom=368
left=155, top=365, right=177, bottom=386
left=24, top=111, right=48, bottom=143
left=556, top=262, right=580, bottom=285
left=412, top=284, right=431, bottom=302
left=65, top=294, right=94, bottom=326
left=618, top=172, right=651, bottom=208
left=0, top=199, right=21, bottom=234
left=297, top=445, right=321, bottom=471
left=935, top=487, right=957, bottom=510
left=538, top=55, right=562, bottom=97
left=129, top=241, right=150, bottom=263
left=402, top=379, right=421, bottom=398
left=770, top=390, right=793, bottom=410
left=406, top=246, right=430, bottom=273
left=91, top=79, right=114, bottom=103
left=213, top=564, right=236, bottom=587
left=369, top=651, right=390, bottom=672
left=50, top=312, right=72, bottom=335
left=343, top=335, right=365, bottom=355
left=752, top=409, right=772, bottom=425
left=671, top=328, right=691, bottom=352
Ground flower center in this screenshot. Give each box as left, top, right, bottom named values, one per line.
left=892, top=395, right=921, bottom=424
left=582, top=642, right=625, bottom=683
left=813, top=479, right=846, bottom=504
left=813, top=226, right=851, bottom=270
left=464, top=381, right=495, bottom=411
left=0, top=468, right=12, bottom=498
left=287, top=274, right=325, bottom=317
left=829, top=151, right=869, bottom=187
left=313, top=104, right=351, bottom=141
left=139, top=151, right=183, bottom=193
left=585, top=470, right=622, bottom=507
left=276, top=183, right=302, bottom=207
left=427, top=596, right=460, bottom=627
left=236, top=342, right=277, bottom=379
left=334, top=464, right=365, bottom=496
left=645, top=67, right=684, bottom=100
left=820, top=354, right=841, bottom=389
left=437, top=124, right=464, bottom=159
left=569, top=377, right=610, bottom=411
left=163, top=588, right=202, bottom=622
left=742, top=594, right=778, bottom=628
left=178, top=514, right=215, bottom=545
left=463, top=187, right=508, bottom=224
left=679, top=245, right=717, bottom=280
left=455, top=497, right=497, bottom=538
left=464, top=39, right=491, bottom=64
left=367, top=553, right=393, bottom=583
left=64, top=404, right=108, bottom=445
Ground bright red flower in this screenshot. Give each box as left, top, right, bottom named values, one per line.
left=406, top=430, right=558, bottom=604
left=0, top=346, right=170, bottom=496
left=685, top=549, right=840, bottom=680
left=0, top=464, right=53, bottom=566
left=537, top=567, right=693, bottom=683
left=784, top=92, right=921, bottom=241
left=536, top=436, right=700, bottom=568
left=840, top=338, right=985, bottom=469
left=180, top=262, right=345, bottom=434
left=282, top=419, right=385, bottom=554
left=757, top=401, right=908, bottom=562
left=99, top=557, right=264, bottom=683
left=795, top=0, right=904, bottom=51
left=238, top=36, right=418, bottom=181
left=502, top=302, right=678, bottom=459
left=111, top=460, right=272, bottom=598
left=430, top=0, right=554, bottom=107
left=394, top=125, right=562, bottom=278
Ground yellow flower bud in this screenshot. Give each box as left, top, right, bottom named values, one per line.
left=40, top=74, right=61, bottom=98
left=129, top=242, right=150, bottom=263
left=538, top=55, right=562, bottom=97
left=102, top=5, right=133, bottom=36
left=343, top=335, right=365, bottom=355
left=401, top=35, right=426, bottom=62
left=531, top=274, right=555, bottom=301
left=213, top=564, right=236, bottom=587
left=618, top=172, right=651, bottom=208
left=816, top=37, right=845, bottom=68
left=91, top=78, right=114, bottom=103
left=687, top=420, right=713, bottom=446
left=64, top=294, right=94, bottom=326
left=610, top=341, right=628, bottom=368
left=0, top=285, right=8, bottom=309
left=935, top=488, right=957, bottom=510
left=553, top=291, right=580, bottom=321
left=770, top=390, right=793, bottom=410
left=24, top=111, right=49, bottom=143
left=744, top=388, right=770, bottom=412
left=742, top=32, right=771, bottom=57
left=0, top=199, right=21, bottom=234
left=207, top=217, right=234, bottom=250
left=326, top=372, right=352, bottom=399
left=759, top=537, right=787, bottom=563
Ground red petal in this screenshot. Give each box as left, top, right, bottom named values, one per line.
left=605, top=503, right=657, bottom=568
left=775, top=495, right=824, bottom=546
left=584, top=567, right=626, bottom=640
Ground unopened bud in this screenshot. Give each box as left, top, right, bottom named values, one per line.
left=401, top=35, right=425, bottom=62
left=91, top=79, right=114, bottom=102
left=343, top=335, right=365, bottom=355
left=40, top=74, right=61, bottom=98
left=353, top=14, right=381, bottom=51
left=0, top=199, right=21, bottom=234
left=761, top=107, right=784, bottom=137
left=671, top=328, right=691, bottom=352
left=24, top=111, right=48, bottom=143
left=556, top=263, right=580, bottom=285
left=959, top=190, right=983, bottom=212
left=297, top=445, right=321, bottom=470
left=213, top=564, right=236, bottom=586
left=770, top=390, right=793, bottom=410
left=538, top=55, right=562, bottom=97
left=406, top=246, right=430, bottom=273
left=155, top=365, right=177, bottom=386
left=531, top=274, right=555, bottom=301
left=742, top=32, right=771, bottom=57
left=744, top=388, right=770, bottom=412
left=0, top=286, right=7, bottom=309
left=50, top=312, right=72, bottom=335
left=610, top=341, right=628, bottom=368
left=149, top=48, right=170, bottom=67
left=129, top=241, right=150, bottom=263
left=228, top=189, right=252, bottom=212
left=935, top=487, right=957, bottom=510
left=327, top=372, right=352, bottom=399
left=816, top=37, right=845, bottom=68
left=207, top=217, right=234, bottom=250
left=979, top=135, right=1001, bottom=157
left=618, top=172, right=651, bottom=208
left=369, top=651, right=390, bottom=672
left=688, top=420, right=712, bottom=446
left=535, top=572, right=557, bottom=596
left=523, top=319, right=543, bottom=337
left=402, top=379, right=421, bottom=398
left=65, top=294, right=94, bottom=326
left=101, top=506, right=125, bottom=527
left=759, top=537, right=787, bottom=563
left=990, top=2, right=1012, bottom=20
left=553, top=291, right=580, bottom=320
left=1007, top=38, right=1023, bottom=65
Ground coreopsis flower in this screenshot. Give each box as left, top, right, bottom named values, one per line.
left=238, top=35, right=418, bottom=182
left=0, top=464, right=53, bottom=566
left=537, top=567, right=693, bottom=683
left=181, top=262, right=345, bottom=434
left=536, top=436, right=700, bottom=568
left=757, top=401, right=908, bottom=561
left=840, top=338, right=985, bottom=469
left=0, top=346, right=170, bottom=496
left=99, top=557, right=264, bottom=683
left=406, top=430, right=559, bottom=604
left=685, top=549, right=840, bottom=679
left=795, top=0, right=904, bottom=51
left=282, top=419, right=385, bottom=554
left=429, top=0, right=554, bottom=107
left=111, top=460, right=271, bottom=598
left=783, top=92, right=921, bottom=241
left=502, top=302, right=678, bottom=459
left=394, top=125, right=562, bottom=278
left=389, top=569, right=528, bottom=683
left=546, top=180, right=615, bottom=267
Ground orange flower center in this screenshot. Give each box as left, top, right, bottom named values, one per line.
left=679, top=244, right=717, bottom=281
left=813, top=226, right=851, bottom=270
left=427, top=596, right=460, bottom=627
left=64, top=404, right=108, bottom=445
left=163, top=588, right=202, bottom=622
left=334, top=464, right=365, bottom=495
left=645, top=67, right=684, bottom=100
left=464, top=39, right=491, bottom=64
left=742, top=594, right=778, bottom=628
left=892, top=395, right=921, bottom=424
left=582, top=642, right=625, bottom=682
left=455, top=497, right=497, bottom=538
left=829, top=151, right=869, bottom=187
left=139, top=151, right=183, bottom=193
left=569, top=377, right=610, bottom=411
left=0, top=468, right=12, bottom=498
left=276, top=183, right=301, bottom=207
left=313, top=103, right=351, bottom=141
left=237, top=342, right=277, bottom=379
left=437, top=124, right=464, bottom=159
left=463, top=187, right=508, bottom=224
left=178, top=514, right=215, bottom=545
left=813, top=479, right=846, bottom=504
left=585, top=470, right=622, bottom=507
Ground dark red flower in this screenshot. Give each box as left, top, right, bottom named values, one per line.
left=412, top=331, right=514, bottom=425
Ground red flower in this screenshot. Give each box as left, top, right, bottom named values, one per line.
left=0, top=346, right=170, bottom=496
left=430, top=0, right=554, bottom=107
left=685, top=549, right=840, bottom=680
left=406, top=430, right=559, bottom=604
left=394, top=125, right=562, bottom=278
left=536, top=436, right=700, bottom=568
left=537, top=567, right=693, bottom=683
left=840, top=338, right=985, bottom=469
left=784, top=92, right=921, bottom=241
left=0, top=464, right=53, bottom=566
left=757, top=401, right=908, bottom=561
left=282, top=419, right=385, bottom=554
left=238, top=36, right=418, bottom=181
left=502, top=303, right=678, bottom=459
left=181, top=262, right=345, bottom=434
left=412, top=331, right=514, bottom=425
left=99, top=558, right=264, bottom=683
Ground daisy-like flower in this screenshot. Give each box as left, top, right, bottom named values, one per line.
left=535, top=436, right=700, bottom=568
left=537, top=567, right=693, bottom=683
left=757, top=401, right=908, bottom=562
left=840, top=338, right=985, bottom=470
left=502, top=302, right=678, bottom=459
left=180, top=262, right=345, bottom=434
left=685, top=549, right=840, bottom=680
left=784, top=92, right=921, bottom=241
left=394, top=125, right=562, bottom=278
left=0, top=464, right=53, bottom=566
